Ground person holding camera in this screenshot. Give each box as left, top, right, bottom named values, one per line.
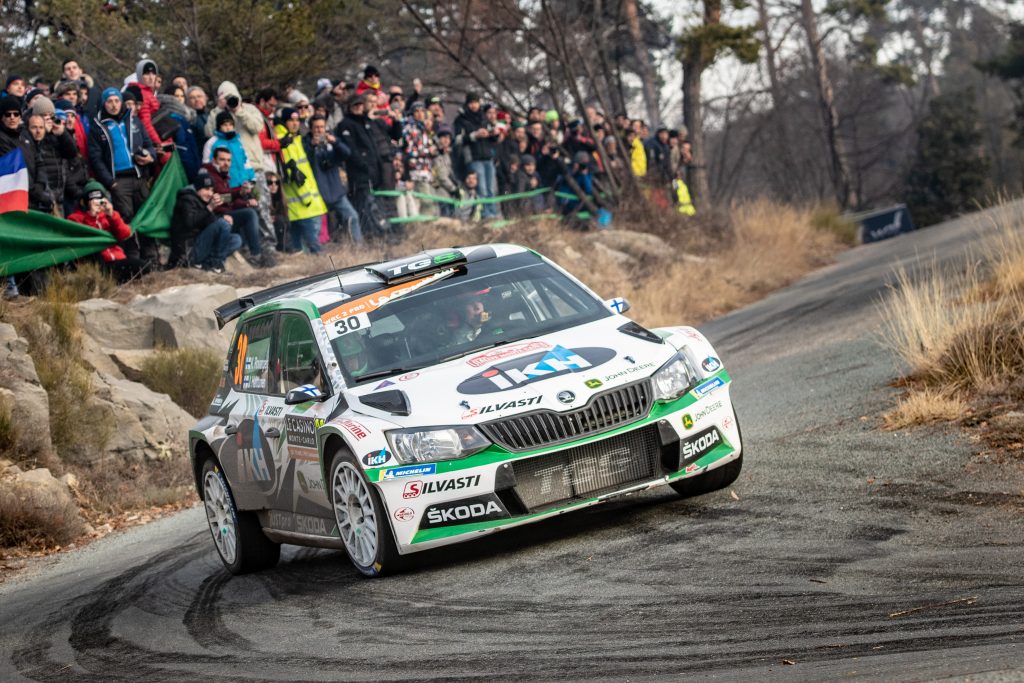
left=87, top=87, right=159, bottom=263
left=276, top=107, right=327, bottom=254
left=453, top=93, right=499, bottom=218
left=67, top=180, right=150, bottom=282
left=201, top=147, right=273, bottom=267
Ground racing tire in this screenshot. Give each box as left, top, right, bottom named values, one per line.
left=328, top=452, right=405, bottom=577
left=201, top=459, right=281, bottom=575
left=670, top=412, right=744, bottom=499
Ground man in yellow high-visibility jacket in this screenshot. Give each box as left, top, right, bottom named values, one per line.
left=627, top=128, right=647, bottom=178
left=673, top=177, right=695, bottom=215
left=276, top=107, right=327, bottom=253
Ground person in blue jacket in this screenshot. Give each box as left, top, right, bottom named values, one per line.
left=206, top=111, right=255, bottom=188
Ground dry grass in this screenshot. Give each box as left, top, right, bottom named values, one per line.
left=139, top=347, right=223, bottom=418
left=0, top=481, right=85, bottom=549
left=73, top=457, right=194, bottom=515
left=44, top=263, right=118, bottom=302
left=0, top=393, right=16, bottom=460
left=883, top=388, right=968, bottom=430
left=879, top=207, right=1024, bottom=452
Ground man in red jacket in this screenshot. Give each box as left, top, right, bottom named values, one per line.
left=67, top=181, right=150, bottom=282
left=134, top=59, right=172, bottom=167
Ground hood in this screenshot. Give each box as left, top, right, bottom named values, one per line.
left=135, top=59, right=157, bottom=82
left=217, top=81, right=241, bottom=101
left=345, top=315, right=675, bottom=428
left=156, top=93, right=194, bottom=123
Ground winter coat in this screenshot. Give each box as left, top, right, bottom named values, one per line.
left=208, top=131, right=255, bottom=186
left=275, top=124, right=326, bottom=221
left=644, top=137, right=672, bottom=182
left=513, top=168, right=545, bottom=214
left=0, top=124, right=35, bottom=176
left=204, top=81, right=268, bottom=172
left=66, top=209, right=131, bottom=261
left=630, top=137, right=647, bottom=178
left=402, top=118, right=433, bottom=182
left=453, top=108, right=495, bottom=164
left=336, top=112, right=384, bottom=188
left=87, top=108, right=156, bottom=189
left=431, top=149, right=458, bottom=199
left=168, top=186, right=218, bottom=266
left=28, top=131, right=77, bottom=212
left=201, top=162, right=253, bottom=215
left=156, top=94, right=201, bottom=182
left=303, top=133, right=350, bottom=205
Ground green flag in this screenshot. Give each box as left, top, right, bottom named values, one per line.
left=131, top=151, right=188, bottom=240
left=0, top=153, right=189, bottom=276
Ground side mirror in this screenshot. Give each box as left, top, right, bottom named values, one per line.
left=285, top=384, right=327, bottom=405
left=604, top=297, right=630, bottom=315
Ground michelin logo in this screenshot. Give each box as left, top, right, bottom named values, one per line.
left=692, top=377, right=724, bottom=398
left=383, top=463, right=436, bottom=479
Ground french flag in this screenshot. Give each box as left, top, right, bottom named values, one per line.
left=0, top=148, right=29, bottom=214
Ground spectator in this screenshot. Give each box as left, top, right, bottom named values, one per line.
left=326, top=80, right=349, bottom=131
left=4, top=76, right=26, bottom=105
left=54, top=101, right=88, bottom=215
left=364, top=90, right=403, bottom=218
left=168, top=172, right=241, bottom=273
left=164, top=83, right=186, bottom=104
left=288, top=90, right=313, bottom=133
left=336, top=94, right=387, bottom=239
left=32, top=77, right=51, bottom=96
left=431, top=127, right=458, bottom=217
left=186, top=86, right=210, bottom=148
left=0, top=98, right=34, bottom=183
left=87, top=87, right=158, bottom=263
left=304, top=114, right=361, bottom=243
left=155, top=90, right=202, bottom=182
left=355, top=65, right=382, bottom=98
left=25, top=112, right=76, bottom=216
left=133, top=59, right=171, bottom=164
left=394, top=156, right=418, bottom=219
left=626, top=127, right=646, bottom=178
left=556, top=151, right=596, bottom=224
left=645, top=127, right=672, bottom=183
left=67, top=181, right=149, bottom=282
left=455, top=169, right=481, bottom=222
left=171, top=75, right=189, bottom=91
left=427, top=95, right=446, bottom=127
left=514, top=154, right=545, bottom=215
left=403, top=101, right=435, bottom=215
left=206, top=81, right=269, bottom=188
left=201, top=147, right=271, bottom=267
left=276, top=107, right=327, bottom=253
left=264, top=171, right=288, bottom=252
left=253, top=87, right=283, bottom=241
left=206, top=111, right=255, bottom=186
left=454, top=93, right=498, bottom=218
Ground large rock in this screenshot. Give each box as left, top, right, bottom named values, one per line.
left=90, top=373, right=195, bottom=464
left=78, top=298, right=154, bottom=350
left=590, top=230, right=673, bottom=264
left=0, top=323, right=53, bottom=459
left=108, top=349, right=156, bottom=383
left=128, top=284, right=238, bottom=354
left=78, top=330, right=126, bottom=380
left=592, top=241, right=638, bottom=268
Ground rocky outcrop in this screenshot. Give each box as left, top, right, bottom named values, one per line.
left=0, top=323, right=53, bottom=459
left=127, top=283, right=238, bottom=355
left=91, top=373, right=195, bottom=463
left=77, top=298, right=154, bottom=350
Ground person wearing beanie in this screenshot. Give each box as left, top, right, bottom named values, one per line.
left=66, top=180, right=149, bottom=281
left=0, top=95, right=34, bottom=175
left=168, top=171, right=242, bottom=272
left=430, top=125, right=458, bottom=215
left=355, top=65, right=382, bottom=98
left=23, top=88, right=46, bottom=110
left=51, top=98, right=88, bottom=214
left=87, top=85, right=158, bottom=264
left=25, top=106, right=77, bottom=215
left=453, top=90, right=499, bottom=218
left=203, top=110, right=255, bottom=187
left=131, top=59, right=170, bottom=165
left=29, top=96, right=55, bottom=119
left=201, top=144, right=270, bottom=267
left=336, top=93, right=389, bottom=237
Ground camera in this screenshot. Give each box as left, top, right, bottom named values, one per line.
left=226, top=95, right=240, bottom=109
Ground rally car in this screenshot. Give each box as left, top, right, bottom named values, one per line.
left=191, top=245, right=743, bottom=576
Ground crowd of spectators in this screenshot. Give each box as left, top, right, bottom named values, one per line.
left=1, top=58, right=694, bottom=295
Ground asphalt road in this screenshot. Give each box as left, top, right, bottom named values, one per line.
left=2, top=205, right=1023, bottom=682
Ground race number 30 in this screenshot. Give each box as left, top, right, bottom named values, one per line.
left=333, top=312, right=369, bottom=337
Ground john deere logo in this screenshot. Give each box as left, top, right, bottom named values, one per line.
left=585, top=379, right=603, bottom=389
left=682, top=414, right=694, bottom=430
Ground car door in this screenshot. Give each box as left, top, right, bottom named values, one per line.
left=219, top=313, right=288, bottom=510
left=274, top=312, right=336, bottom=531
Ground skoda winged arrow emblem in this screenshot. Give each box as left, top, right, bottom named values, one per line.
left=557, top=390, right=576, bottom=405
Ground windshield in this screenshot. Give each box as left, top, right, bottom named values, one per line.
left=322, top=252, right=610, bottom=385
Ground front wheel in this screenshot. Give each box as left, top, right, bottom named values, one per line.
left=671, top=411, right=745, bottom=499
left=202, top=459, right=280, bottom=574
left=329, top=453, right=404, bottom=577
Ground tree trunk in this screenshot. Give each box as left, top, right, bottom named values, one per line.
left=799, top=0, right=857, bottom=209
left=681, top=0, right=719, bottom=211
left=622, top=0, right=661, bottom=126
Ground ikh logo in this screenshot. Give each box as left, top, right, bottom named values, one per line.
left=681, top=426, right=724, bottom=461
left=362, top=449, right=391, bottom=466
left=457, top=345, right=616, bottom=395
left=701, top=356, right=722, bottom=373
left=421, top=494, right=509, bottom=529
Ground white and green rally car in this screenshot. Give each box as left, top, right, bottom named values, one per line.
left=191, top=245, right=743, bottom=576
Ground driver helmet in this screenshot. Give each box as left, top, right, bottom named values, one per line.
left=337, top=332, right=368, bottom=376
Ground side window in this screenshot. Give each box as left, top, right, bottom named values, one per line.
left=276, top=313, right=327, bottom=395
left=230, top=315, right=274, bottom=394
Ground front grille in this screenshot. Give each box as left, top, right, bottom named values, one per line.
left=511, top=425, right=661, bottom=511
left=479, top=380, right=653, bottom=452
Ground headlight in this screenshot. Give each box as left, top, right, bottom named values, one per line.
left=386, top=426, right=491, bottom=464
left=651, top=354, right=695, bottom=402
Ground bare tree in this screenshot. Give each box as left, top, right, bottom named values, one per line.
left=622, top=0, right=661, bottom=126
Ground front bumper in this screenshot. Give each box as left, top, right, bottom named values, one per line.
left=372, top=369, right=739, bottom=553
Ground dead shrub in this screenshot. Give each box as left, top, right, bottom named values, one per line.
left=139, top=347, right=223, bottom=418
left=0, top=393, right=16, bottom=460
left=43, top=262, right=118, bottom=302
left=0, top=482, right=85, bottom=548
left=882, top=388, right=968, bottom=430
left=811, top=203, right=859, bottom=245
left=73, top=456, right=193, bottom=515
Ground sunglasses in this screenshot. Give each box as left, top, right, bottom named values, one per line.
left=267, top=180, right=279, bottom=186
left=1, top=112, right=21, bottom=118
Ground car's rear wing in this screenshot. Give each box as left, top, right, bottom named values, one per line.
left=213, top=263, right=373, bottom=329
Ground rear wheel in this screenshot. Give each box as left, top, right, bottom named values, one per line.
left=202, top=459, right=280, bottom=574
left=329, top=453, right=404, bottom=577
